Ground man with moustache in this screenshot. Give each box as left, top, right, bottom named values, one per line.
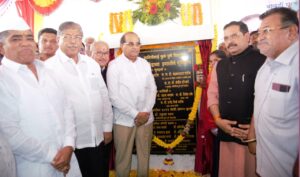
left=0, top=17, right=81, bottom=177
left=46, top=21, right=113, bottom=177
left=37, top=28, right=58, bottom=61
left=207, top=21, right=265, bottom=177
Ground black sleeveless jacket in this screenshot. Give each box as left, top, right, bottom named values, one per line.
left=216, top=46, right=266, bottom=145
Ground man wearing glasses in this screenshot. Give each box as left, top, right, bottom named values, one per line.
left=107, top=32, right=157, bottom=177
left=207, top=21, right=265, bottom=177
left=90, top=41, right=110, bottom=84
left=46, top=21, right=113, bottom=177
left=249, top=7, right=299, bottom=177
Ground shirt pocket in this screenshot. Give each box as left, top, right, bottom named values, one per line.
left=267, top=89, right=287, bottom=119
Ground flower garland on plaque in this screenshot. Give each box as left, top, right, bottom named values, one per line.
left=130, top=0, right=181, bottom=26
left=152, top=44, right=203, bottom=165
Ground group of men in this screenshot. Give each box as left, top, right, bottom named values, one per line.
left=208, top=7, right=299, bottom=177
left=0, top=6, right=298, bottom=177
left=0, top=16, right=157, bottom=177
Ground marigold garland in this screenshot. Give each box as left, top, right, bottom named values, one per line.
left=110, top=11, right=134, bottom=34
left=122, top=10, right=134, bottom=32
left=180, top=3, right=187, bottom=26
left=187, top=3, right=192, bottom=26
left=28, top=0, right=63, bottom=15
left=192, top=3, right=202, bottom=25
left=180, top=3, right=192, bottom=26
left=210, top=24, right=218, bottom=53
left=109, top=12, right=123, bottom=34
left=109, top=169, right=202, bottom=177
left=181, top=3, right=203, bottom=26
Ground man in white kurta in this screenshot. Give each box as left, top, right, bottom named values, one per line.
left=254, top=7, right=299, bottom=177
left=0, top=18, right=81, bottom=177
left=107, top=32, right=157, bottom=177
left=46, top=21, right=113, bottom=177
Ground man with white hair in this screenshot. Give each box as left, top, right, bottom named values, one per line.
left=0, top=17, right=81, bottom=177
left=46, top=21, right=113, bottom=177
left=90, top=40, right=110, bottom=84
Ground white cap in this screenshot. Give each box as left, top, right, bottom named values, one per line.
left=0, top=15, right=30, bottom=33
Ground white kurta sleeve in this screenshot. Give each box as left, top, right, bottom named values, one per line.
left=99, top=75, right=113, bottom=132
left=0, top=82, right=56, bottom=163
left=62, top=96, right=76, bottom=148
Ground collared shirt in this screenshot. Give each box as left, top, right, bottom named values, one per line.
left=107, top=54, right=157, bottom=127
left=254, top=41, right=299, bottom=177
left=0, top=57, right=77, bottom=177
left=46, top=49, right=113, bottom=149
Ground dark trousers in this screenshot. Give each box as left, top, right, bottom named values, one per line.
left=211, top=136, right=220, bottom=177
left=75, top=141, right=112, bottom=177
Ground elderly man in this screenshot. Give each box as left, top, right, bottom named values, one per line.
left=207, top=21, right=265, bottom=177
left=46, top=21, right=113, bottom=177
left=250, top=7, right=299, bottom=177
left=37, top=28, right=58, bottom=61
left=90, top=40, right=110, bottom=83
left=107, top=32, right=157, bottom=177
left=0, top=17, right=80, bottom=177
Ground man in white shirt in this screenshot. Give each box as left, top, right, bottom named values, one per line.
left=107, top=32, right=157, bottom=177
left=0, top=17, right=80, bottom=177
left=250, top=7, right=299, bottom=177
left=46, top=21, right=113, bottom=177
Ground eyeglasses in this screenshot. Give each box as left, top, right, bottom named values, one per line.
left=94, top=51, right=109, bottom=56
left=257, top=26, right=289, bottom=36
left=223, top=33, right=243, bottom=42
left=123, top=42, right=141, bottom=47
left=62, top=34, right=83, bottom=42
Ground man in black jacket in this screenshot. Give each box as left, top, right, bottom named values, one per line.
left=207, top=21, right=265, bottom=177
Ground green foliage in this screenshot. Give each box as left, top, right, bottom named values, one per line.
left=132, top=0, right=181, bottom=26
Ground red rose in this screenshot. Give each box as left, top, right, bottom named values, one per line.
left=149, top=4, right=158, bottom=15
left=165, top=2, right=171, bottom=12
